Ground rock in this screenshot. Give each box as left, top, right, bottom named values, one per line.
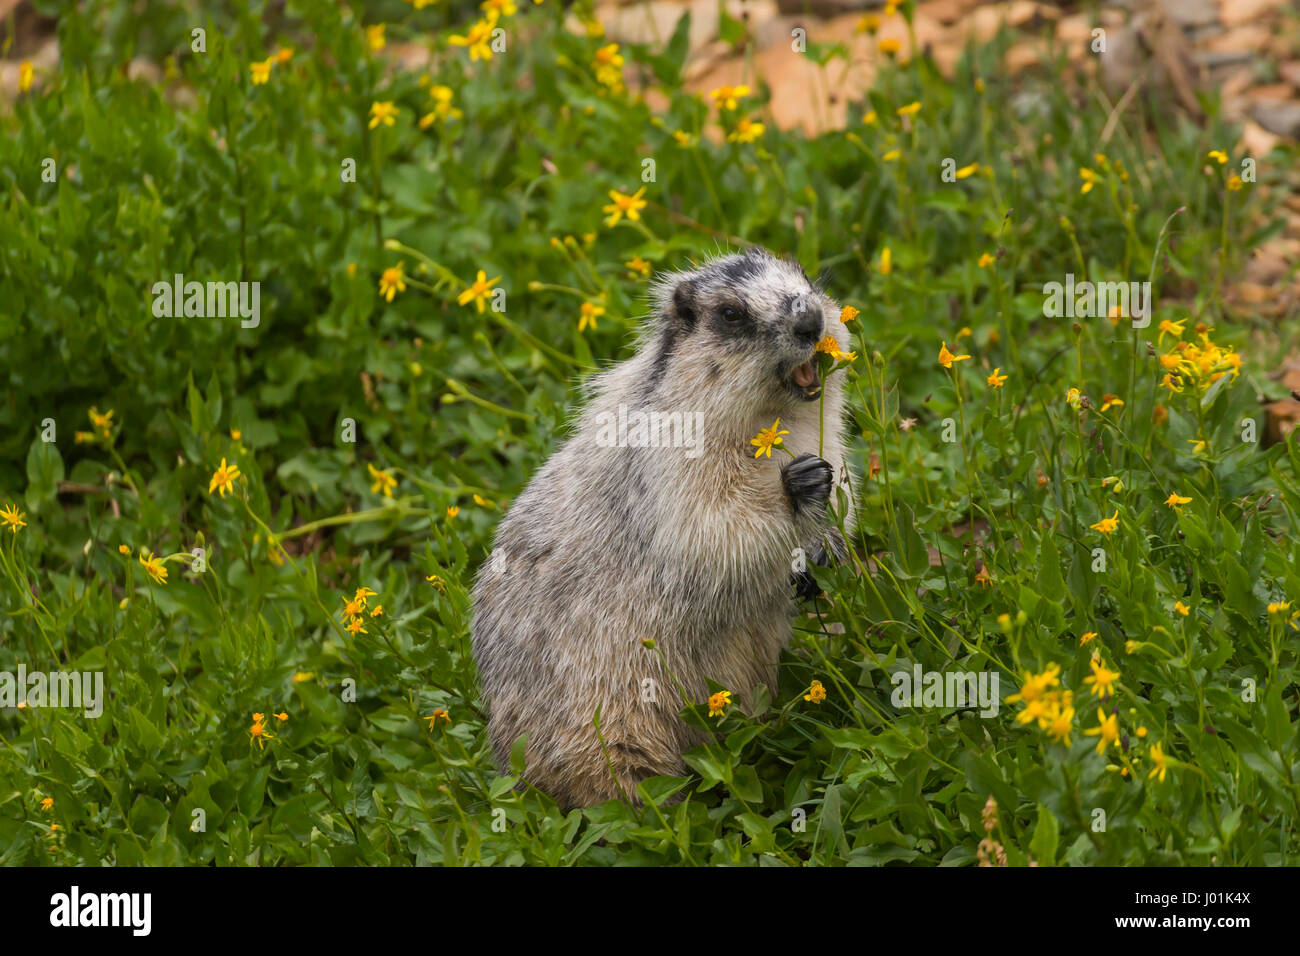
left=1220, top=0, right=1290, bottom=28
left=1056, top=13, right=1094, bottom=50
left=1240, top=119, right=1283, bottom=156
left=1204, top=24, right=1271, bottom=55
left=1252, top=100, right=1300, bottom=138
left=1265, top=399, right=1299, bottom=444
left=774, top=0, right=873, bottom=15
left=1196, top=50, right=1254, bottom=70
left=1157, top=0, right=1217, bottom=29
left=915, top=0, right=980, bottom=25
left=1248, top=82, right=1295, bottom=102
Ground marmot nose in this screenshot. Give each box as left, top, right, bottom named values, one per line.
left=792, top=310, right=822, bottom=345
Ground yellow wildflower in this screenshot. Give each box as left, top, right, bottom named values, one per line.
left=378, top=263, right=406, bottom=301
left=0, top=504, right=26, bottom=534
left=367, top=463, right=398, bottom=497
left=937, top=341, right=970, bottom=369
left=139, top=552, right=168, bottom=585
left=458, top=270, right=501, bottom=312
left=1147, top=741, right=1168, bottom=782
left=1157, top=318, right=1186, bottom=344
left=751, top=418, right=790, bottom=459
left=1083, top=656, right=1120, bottom=698
left=578, top=301, right=605, bottom=332
left=709, top=85, right=750, bottom=111
left=727, top=118, right=765, bottom=144
left=1090, top=510, right=1119, bottom=535
left=209, top=458, right=241, bottom=497
left=1084, top=708, right=1119, bottom=755
left=449, top=14, right=499, bottom=61
left=368, top=101, right=398, bottom=129
left=602, top=186, right=648, bottom=227
left=1006, top=664, right=1060, bottom=705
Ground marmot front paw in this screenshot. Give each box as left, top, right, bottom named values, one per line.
left=781, top=453, right=833, bottom=517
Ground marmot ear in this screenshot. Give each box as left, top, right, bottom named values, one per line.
left=667, top=277, right=697, bottom=331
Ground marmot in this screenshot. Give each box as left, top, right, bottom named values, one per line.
left=472, top=247, right=855, bottom=808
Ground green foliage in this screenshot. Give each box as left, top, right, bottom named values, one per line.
left=1, top=0, right=1298, bottom=866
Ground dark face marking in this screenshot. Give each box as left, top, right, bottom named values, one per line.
left=707, top=299, right=759, bottom=340
left=672, top=279, right=697, bottom=330
left=645, top=331, right=677, bottom=398
left=781, top=291, right=807, bottom=317
left=713, top=253, right=767, bottom=286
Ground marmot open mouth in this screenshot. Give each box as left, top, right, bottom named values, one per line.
left=789, top=359, right=821, bottom=400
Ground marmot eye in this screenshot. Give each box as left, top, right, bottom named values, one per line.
left=721, top=306, right=743, bottom=322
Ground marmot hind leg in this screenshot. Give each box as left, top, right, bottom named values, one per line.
left=528, top=737, right=687, bottom=810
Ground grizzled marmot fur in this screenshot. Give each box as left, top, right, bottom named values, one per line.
left=472, top=247, right=855, bottom=808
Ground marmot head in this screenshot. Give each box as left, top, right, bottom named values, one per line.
left=644, top=248, right=850, bottom=419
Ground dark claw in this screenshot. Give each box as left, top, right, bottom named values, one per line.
left=781, top=453, right=833, bottom=517
left=792, top=539, right=838, bottom=600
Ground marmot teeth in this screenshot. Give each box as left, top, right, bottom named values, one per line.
left=793, top=360, right=818, bottom=388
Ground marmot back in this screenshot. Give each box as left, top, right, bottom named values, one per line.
left=472, top=247, right=855, bottom=808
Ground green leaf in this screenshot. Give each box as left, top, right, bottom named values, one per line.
left=1263, top=679, right=1290, bottom=753
left=508, top=732, right=530, bottom=776
left=25, top=437, right=65, bottom=506
left=1029, top=804, right=1060, bottom=866
left=1036, top=533, right=1066, bottom=602
left=894, top=504, right=930, bottom=577
left=237, top=765, right=270, bottom=818
left=960, top=751, right=1018, bottom=815
left=717, top=2, right=745, bottom=45
left=730, top=764, right=763, bottom=802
